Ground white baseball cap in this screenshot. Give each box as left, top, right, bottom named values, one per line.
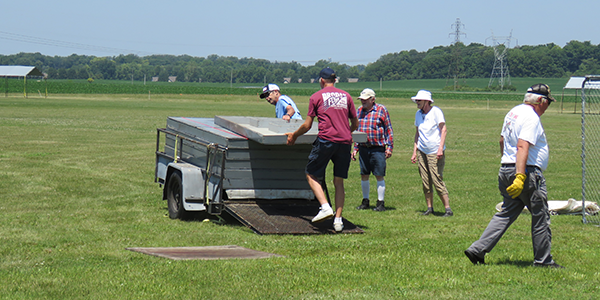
left=411, top=90, right=434, bottom=103
left=358, top=88, right=376, bottom=100
left=260, top=84, right=280, bottom=99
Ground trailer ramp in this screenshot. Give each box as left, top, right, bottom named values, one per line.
left=225, top=200, right=364, bottom=235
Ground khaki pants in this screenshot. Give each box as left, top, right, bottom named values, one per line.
left=417, top=150, right=448, bottom=196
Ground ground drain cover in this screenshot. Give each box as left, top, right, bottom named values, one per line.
left=126, top=245, right=283, bottom=260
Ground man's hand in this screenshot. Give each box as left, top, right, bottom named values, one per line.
left=506, top=173, right=526, bottom=198
left=285, top=132, right=296, bottom=145
left=385, top=149, right=392, bottom=159
left=351, top=149, right=358, bottom=161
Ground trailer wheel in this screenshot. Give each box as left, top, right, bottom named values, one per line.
left=166, top=171, right=189, bottom=220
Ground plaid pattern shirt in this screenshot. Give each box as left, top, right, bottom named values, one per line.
left=354, top=103, right=394, bottom=152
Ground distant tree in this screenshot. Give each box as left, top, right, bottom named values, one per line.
left=157, top=67, right=169, bottom=82
left=576, top=58, right=600, bottom=76
left=564, top=40, right=597, bottom=73
left=3, top=40, right=600, bottom=82
left=90, top=57, right=116, bottom=79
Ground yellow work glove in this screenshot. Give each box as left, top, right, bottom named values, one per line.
left=506, top=173, right=526, bottom=199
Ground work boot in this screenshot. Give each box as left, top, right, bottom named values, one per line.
left=373, top=201, right=386, bottom=211
left=356, top=198, right=370, bottom=210
left=464, top=250, right=485, bottom=265
left=533, top=262, right=565, bottom=269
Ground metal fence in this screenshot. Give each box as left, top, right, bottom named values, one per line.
left=581, top=75, right=600, bottom=225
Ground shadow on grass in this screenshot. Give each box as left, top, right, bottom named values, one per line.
left=161, top=206, right=370, bottom=233
left=161, top=207, right=244, bottom=226
left=491, top=259, right=532, bottom=268
left=415, top=210, right=454, bottom=217
left=354, top=206, right=397, bottom=211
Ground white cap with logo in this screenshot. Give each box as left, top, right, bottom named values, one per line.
left=358, top=88, right=376, bottom=100
left=260, top=84, right=280, bottom=99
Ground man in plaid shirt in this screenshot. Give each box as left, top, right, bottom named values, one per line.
left=351, top=88, right=394, bottom=211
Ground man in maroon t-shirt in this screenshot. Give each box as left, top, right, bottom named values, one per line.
left=286, top=67, right=358, bottom=232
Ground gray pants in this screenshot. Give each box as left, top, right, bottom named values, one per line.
left=467, top=164, right=554, bottom=265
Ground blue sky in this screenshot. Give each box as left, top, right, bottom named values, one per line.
left=1, top=0, right=598, bottom=65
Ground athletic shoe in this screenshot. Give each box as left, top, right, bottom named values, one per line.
left=421, top=209, right=434, bottom=216
left=356, top=198, right=370, bottom=210
left=312, top=206, right=334, bottom=223
left=442, top=210, right=454, bottom=217
left=333, top=219, right=344, bottom=232
left=464, top=250, right=485, bottom=265
left=373, top=201, right=386, bottom=212
left=533, top=262, right=564, bottom=269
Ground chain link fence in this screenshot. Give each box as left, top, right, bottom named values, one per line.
left=581, top=75, right=600, bottom=225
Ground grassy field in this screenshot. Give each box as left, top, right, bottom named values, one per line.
left=2, top=77, right=583, bottom=103
left=0, top=92, right=597, bottom=299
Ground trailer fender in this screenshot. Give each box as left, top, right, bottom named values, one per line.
left=164, top=162, right=206, bottom=211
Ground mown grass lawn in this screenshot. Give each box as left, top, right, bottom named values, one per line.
left=0, top=93, right=597, bottom=299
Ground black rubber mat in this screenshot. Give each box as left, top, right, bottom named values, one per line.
left=225, top=200, right=364, bottom=234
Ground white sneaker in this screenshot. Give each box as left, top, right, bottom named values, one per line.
left=311, top=206, right=334, bottom=223
left=333, top=219, right=344, bottom=232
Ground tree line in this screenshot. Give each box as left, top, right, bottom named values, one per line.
left=1, top=40, right=598, bottom=84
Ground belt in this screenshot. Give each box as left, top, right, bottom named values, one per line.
left=501, top=163, right=540, bottom=169
left=359, top=144, right=384, bottom=149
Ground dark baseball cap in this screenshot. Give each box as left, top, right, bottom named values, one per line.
left=527, top=83, right=556, bottom=102
left=319, top=67, right=336, bottom=80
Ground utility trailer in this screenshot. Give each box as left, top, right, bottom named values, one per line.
left=154, top=116, right=367, bottom=234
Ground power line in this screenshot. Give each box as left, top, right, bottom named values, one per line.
left=0, top=31, right=153, bottom=56
left=1, top=30, right=384, bottom=67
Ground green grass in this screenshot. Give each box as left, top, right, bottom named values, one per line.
left=1, top=77, right=582, bottom=102
left=0, top=92, right=597, bottom=299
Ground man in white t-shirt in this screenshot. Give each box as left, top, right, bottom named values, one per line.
left=465, top=84, right=563, bottom=269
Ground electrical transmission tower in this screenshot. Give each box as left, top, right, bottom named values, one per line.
left=446, top=18, right=466, bottom=90
left=487, top=30, right=515, bottom=90
left=449, top=18, right=466, bottom=44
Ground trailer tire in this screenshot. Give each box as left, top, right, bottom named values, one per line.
left=166, top=171, right=190, bottom=220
